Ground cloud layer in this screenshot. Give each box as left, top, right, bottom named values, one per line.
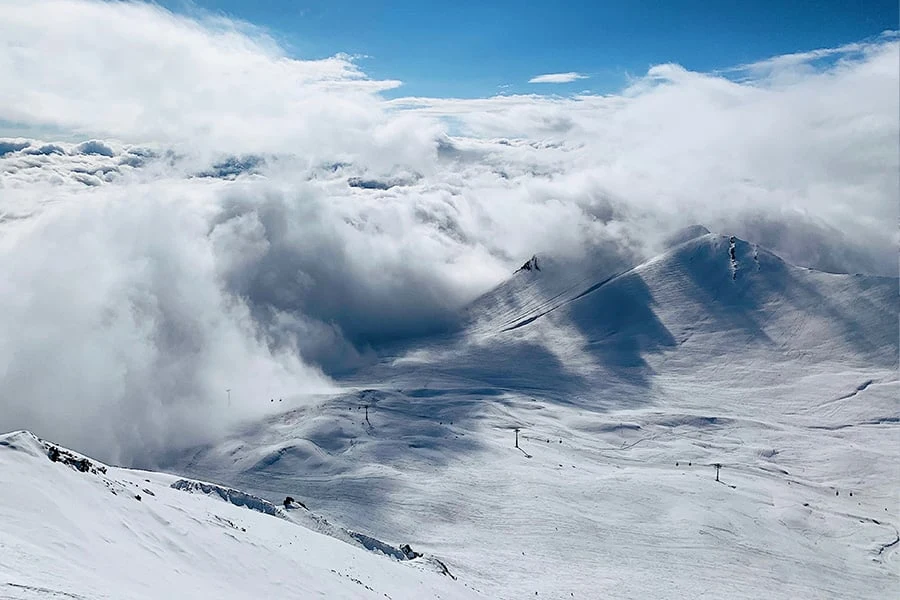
left=0, top=1, right=897, bottom=464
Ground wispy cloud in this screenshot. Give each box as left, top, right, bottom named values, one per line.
left=728, top=30, right=899, bottom=78
left=528, top=72, right=589, bottom=84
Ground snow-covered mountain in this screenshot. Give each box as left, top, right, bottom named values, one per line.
left=0, top=430, right=480, bottom=599
left=166, top=232, right=898, bottom=599
left=2, top=231, right=897, bottom=599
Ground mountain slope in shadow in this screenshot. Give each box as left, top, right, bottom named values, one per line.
left=396, top=232, right=897, bottom=401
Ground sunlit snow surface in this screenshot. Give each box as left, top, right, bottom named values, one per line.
left=0, top=431, right=480, bottom=599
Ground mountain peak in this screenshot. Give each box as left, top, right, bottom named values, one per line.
left=664, top=224, right=711, bottom=249
left=516, top=255, right=541, bottom=273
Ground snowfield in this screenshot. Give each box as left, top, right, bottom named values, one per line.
left=0, top=431, right=481, bottom=600
left=2, top=232, right=898, bottom=599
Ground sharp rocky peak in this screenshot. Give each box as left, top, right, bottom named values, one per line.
left=516, top=255, right=541, bottom=273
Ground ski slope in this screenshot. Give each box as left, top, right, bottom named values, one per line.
left=172, top=232, right=899, bottom=599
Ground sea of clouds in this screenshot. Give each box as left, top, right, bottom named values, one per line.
left=1, top=0, right=897, bottom=464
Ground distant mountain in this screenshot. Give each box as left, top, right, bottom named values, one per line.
left=417, top=232, right=898, bottom=399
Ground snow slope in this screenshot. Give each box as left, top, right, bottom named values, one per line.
left=0, top=431, right=480, bottom=600
left=172, top=233, right=899, bottom=599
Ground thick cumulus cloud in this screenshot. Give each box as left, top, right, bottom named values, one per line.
left=0, top=0, right=431, bottom=166
left=0, top=180, right=335, bottom=466
left=0, top=0, right=897, bottom=463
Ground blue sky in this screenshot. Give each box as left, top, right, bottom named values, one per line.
left=120, top=1, right=900, bottom=97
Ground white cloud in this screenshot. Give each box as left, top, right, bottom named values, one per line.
left=528, top=72, right=589, bottom=84
left=0, top=0, right=414, bottom=162
left=392, top=35, right=899, bottom=273
left=0, top=0, right=897, bottom=464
